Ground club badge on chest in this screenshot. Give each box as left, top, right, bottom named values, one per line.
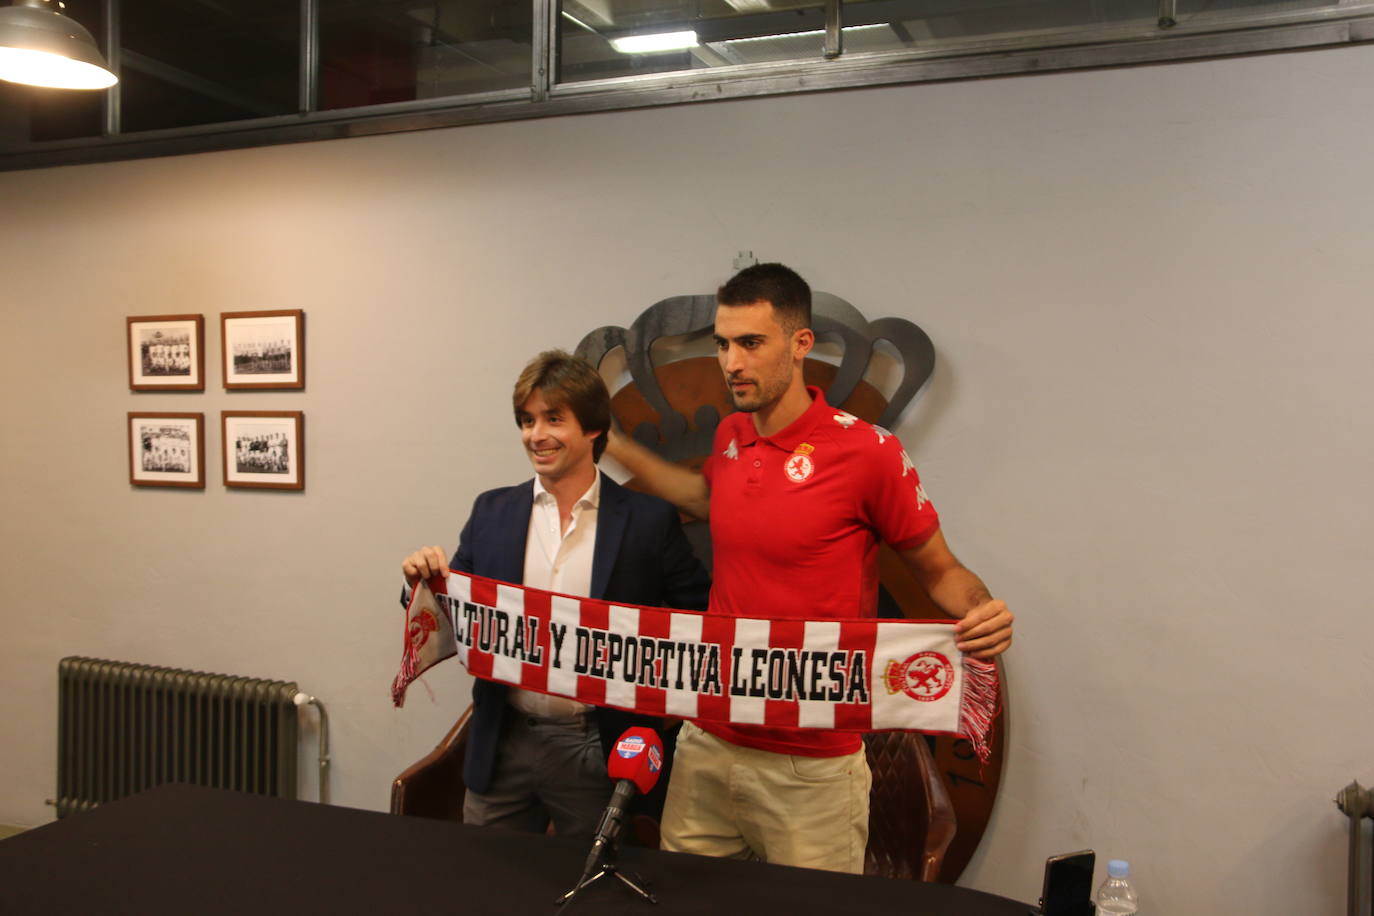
left=785, top=442, right=816, bottom=483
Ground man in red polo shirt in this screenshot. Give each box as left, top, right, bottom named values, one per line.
left=609, top=263, right=1013, bottom=874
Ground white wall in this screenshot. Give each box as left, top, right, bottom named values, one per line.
left=3, top=44, right=1373, bottom=913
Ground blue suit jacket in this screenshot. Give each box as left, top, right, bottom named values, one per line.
left=449, top=472, right=710, bottom=801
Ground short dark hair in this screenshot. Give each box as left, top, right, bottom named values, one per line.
left=717, top=262, right=812, bottom=335
left=512, top=350, right=610, bottom=462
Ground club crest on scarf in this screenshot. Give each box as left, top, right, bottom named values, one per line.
left=408, top=608, right=440, bottom=651
left=884, top=651, right=955, bottom=703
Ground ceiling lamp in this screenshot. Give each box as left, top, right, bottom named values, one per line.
left=0, top=0, right=116, bottom=90
left=610, top=30, right=699, bottom=54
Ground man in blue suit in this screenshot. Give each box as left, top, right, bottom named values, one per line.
left=402, top=350, right=709, bottom=839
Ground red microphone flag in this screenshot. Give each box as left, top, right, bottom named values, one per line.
left=606, top=727, right=664, bottom=795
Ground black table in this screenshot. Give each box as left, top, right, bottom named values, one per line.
left=0, top=784, right=1031, bottom=915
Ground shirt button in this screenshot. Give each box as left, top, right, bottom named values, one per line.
left=753, top=460, right=762, bottom=468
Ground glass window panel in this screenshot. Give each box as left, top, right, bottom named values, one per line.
left=0, top=81, right=105, bottom=145
left=0, top=0, right=1365, bottom=164
left=558, top=0, right=826, bottom=84
left=319, top=0, right=532, bottom=111
left=1175, top=0, right=1333, bottom=16
left=836, top=0, right=1159, bottom=54
left=0, top=0, right=104, bottom=144
left=120, top=0, right=298, bottom=133
left=838, top=0, right=1347, bottom=56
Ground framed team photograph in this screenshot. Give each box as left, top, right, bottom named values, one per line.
left=128, top=412, right=205, bottom=488
left=222, top=411, right=304, bottom=490
left=221, top=309, right=304, bottom=390
left=127, top=314, right=204, bottom=391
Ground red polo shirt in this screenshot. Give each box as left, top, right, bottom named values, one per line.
left=700, top=387, right=940, bottom=756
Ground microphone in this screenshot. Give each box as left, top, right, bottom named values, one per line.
left=579, top=727, right=664, bottom=882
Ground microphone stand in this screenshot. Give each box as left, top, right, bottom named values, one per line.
left=555, top=793, right=656, bottom=909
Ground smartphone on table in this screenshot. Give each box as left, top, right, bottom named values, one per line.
left=1036, top=849, right=1095, bottom=916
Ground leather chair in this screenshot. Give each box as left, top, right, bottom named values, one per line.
left=392, top=708, right=957, bottom=881
left=862, top=730, right=957, bottom=881
left=389, top=705, right=662, bottom=846
left=390, top=706, right=472, bottom=823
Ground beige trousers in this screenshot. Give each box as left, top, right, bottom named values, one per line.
left=659, top=722, right=871, bottom=874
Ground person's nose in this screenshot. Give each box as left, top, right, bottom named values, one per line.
left=721, top=344, right=744, bottom=375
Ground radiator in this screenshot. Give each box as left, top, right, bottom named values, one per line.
left=56, top=656, right=299, bottom=818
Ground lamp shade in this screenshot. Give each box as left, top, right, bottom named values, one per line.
left=0, top=0, right=116, bottom=89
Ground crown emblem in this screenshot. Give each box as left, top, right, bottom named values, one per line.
left=575, top=289, right=934, bottom=463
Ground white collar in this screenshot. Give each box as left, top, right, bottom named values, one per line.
left=532, top=471, right=601, bottom=510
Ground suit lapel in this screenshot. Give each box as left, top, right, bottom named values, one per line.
left=493, top=481, right=534, bottom=585
left=591, top=473, right=627, bottom=600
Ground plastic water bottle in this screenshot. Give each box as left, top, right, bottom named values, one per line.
left=1096, top=859, right=1139, bottom=915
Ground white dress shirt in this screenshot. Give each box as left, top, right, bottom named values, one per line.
left=506, top=474, right=599, bottom=718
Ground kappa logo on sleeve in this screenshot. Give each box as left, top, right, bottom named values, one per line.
left=914, top=481, right=929, bottom=510
left=884, top=651, right=954, bottom=702
left=893, top=445, right=930, bottom=508
left=898, top=446, right=917, bottom=477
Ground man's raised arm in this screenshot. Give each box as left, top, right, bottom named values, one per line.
left=898, top=529, right=1013, bottom=659
left=606, top=428, right=712, bottom=521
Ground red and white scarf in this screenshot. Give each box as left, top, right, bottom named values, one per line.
left=393, top=570, right=999, bottom=762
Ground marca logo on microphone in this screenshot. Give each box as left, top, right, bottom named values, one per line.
left=615, top=736, right=646, bottom=759
left=614, top=734, right=664, bottom=772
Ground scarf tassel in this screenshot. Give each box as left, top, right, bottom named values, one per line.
left=391, top=638, right=421, bottom=708
left=959, top=657, right=1000, bottom=765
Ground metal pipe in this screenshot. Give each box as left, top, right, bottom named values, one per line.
left=299, top=0, right=319, bottom=113
left=532, top=0, right=555, bottom=100
left=294, top=693, right=330, bottom=805
left=1335, top=781, right=1373, bottom=916
left=823, top=0, right=842, bottom=59
left=101, top=0, right=120, bottom=137
left=1158, top=0, right=1178, bottom=29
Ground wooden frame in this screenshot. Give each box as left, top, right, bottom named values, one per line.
left=128, top=412, right=205, bottom=488
left=220, top=310, right=305, bottom=390
left=222, top=411, right=304, bottom=490
left=127, top=315, right=205, bottom=391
